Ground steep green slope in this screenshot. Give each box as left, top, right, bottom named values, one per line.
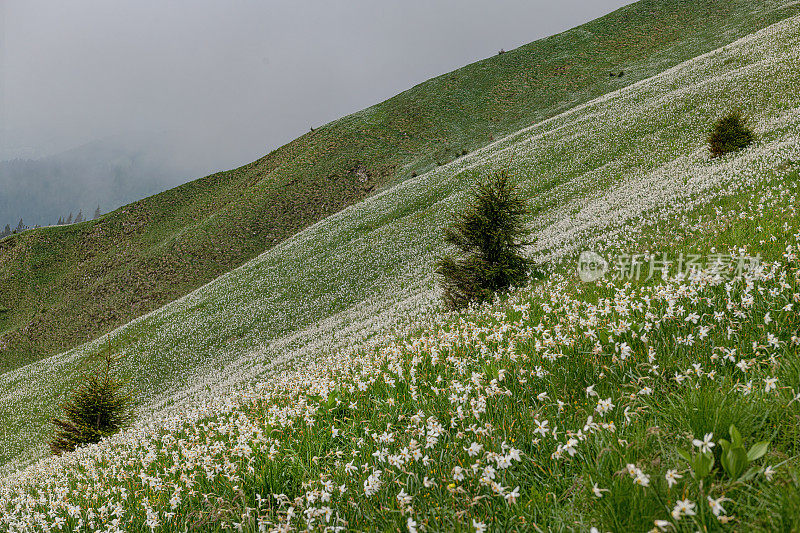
left=2, top=0, right=798, bottom=371
left=3, top=9, right=800, bottom=483
left=3, top=14, right=800, bottom=530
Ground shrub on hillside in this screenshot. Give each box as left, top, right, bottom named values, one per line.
left=436, top=171, right=534, bottom=310
left=708, top=110, right=755, bottom=158
left=49, top=346, right=134, bottom=455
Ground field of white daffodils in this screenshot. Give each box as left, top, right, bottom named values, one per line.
left=2, top=12, right=800, bottom=533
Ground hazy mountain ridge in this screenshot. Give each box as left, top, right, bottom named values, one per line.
left=0, top=134, right=214, bottom=230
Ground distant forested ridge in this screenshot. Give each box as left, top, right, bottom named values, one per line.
left=0, top=134, right=213, bottom=232
left=0, top=207, right=103, bottom=239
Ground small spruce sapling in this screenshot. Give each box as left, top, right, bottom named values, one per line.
left=708, top=110, right=755, bottom=158
left=436, top=171, right=534, bottom=310
left=49, top=343, right=134, bottom=454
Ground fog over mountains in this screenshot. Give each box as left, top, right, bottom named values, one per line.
left=1, top=0, right=635, bottom=233
left=0, top=133, right=216, bottom=230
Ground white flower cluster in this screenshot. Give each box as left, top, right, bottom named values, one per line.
left=0, top=10, right=799, bottom=533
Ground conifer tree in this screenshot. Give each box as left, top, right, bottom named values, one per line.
left=67, top=213, right=73, bottom=224
left=94, top=206, right=101, bottom=219
left=1, top=225, right=10, bottom=238
left=14, top=219, right=25, bottom=233
left=50, top=345, right=134, bottom=454
left=57, top=217, right=63, bottom=225
left=708, top=110, right=755, bottom=158
left=436, top=171, right=534, bottom=310
left=75, top=210, right=84, bottom=223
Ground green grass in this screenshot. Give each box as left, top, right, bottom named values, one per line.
left=1, top=0, right=798, bottom=371
left=0, top=0, right=797, bottom=474
left=2, top=4, right=800, bottom=532
left=0, top=2, right=798, bottom=478
left=3, top=187, right=798, bottom=529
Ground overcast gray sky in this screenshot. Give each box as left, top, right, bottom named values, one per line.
left=1, top=0, right=635, bottom=173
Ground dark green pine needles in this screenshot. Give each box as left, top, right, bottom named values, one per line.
left=708, top=110, right=755, bottom=158
left=50, top=347, right=134, bottom=455
left=436, top=171, right=534, bottom=310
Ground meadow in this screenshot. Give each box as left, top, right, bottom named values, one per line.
left=1, top=0, right=796, bottom=372
left=2, top=8, right=800, bottom=533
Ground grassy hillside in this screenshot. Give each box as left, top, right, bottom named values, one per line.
left=2, top=10, right=800, bottom=531
left=2, top=0, right=799, bottom=372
